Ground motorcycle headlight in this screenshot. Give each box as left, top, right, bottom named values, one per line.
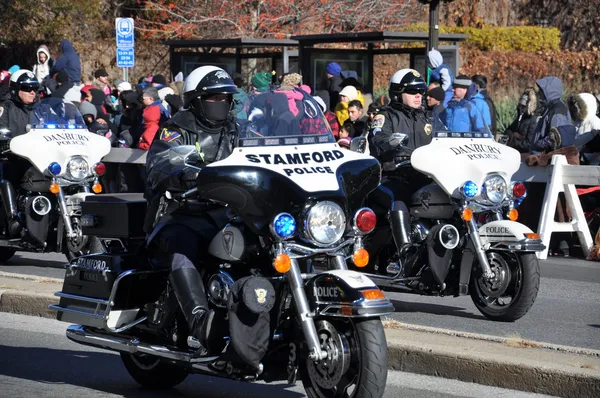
left=482, top=175, right=507, bottom=204
left=66, top=157, right=89, bottom=180
left=305, top=201, right=346, bottom=246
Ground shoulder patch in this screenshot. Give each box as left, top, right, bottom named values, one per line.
left=372, top=114, right=385, bottom=129
left=160, top=128, right=181, bottom=142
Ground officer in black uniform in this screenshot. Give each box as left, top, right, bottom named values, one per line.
left=144, top=66, right=238, bottom=354
left=369, top=68, right=433, bottom=255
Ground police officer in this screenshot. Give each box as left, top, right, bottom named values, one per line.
left=0, top=70, right=40, bottom=237
left=369, top=68, right=432, bottom=256
left=144, top=66, right=238, bottom=355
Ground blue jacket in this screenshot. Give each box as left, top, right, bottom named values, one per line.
left=441, top=99, right=487, bottom=133
left=50, top=40, right=81, bottom=83
left=467, top=83, right=492, bottom=128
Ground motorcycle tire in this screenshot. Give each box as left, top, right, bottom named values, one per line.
left=470, top=252, right=540, bottom=322
left=120, top=352, right=189, bottom=389
left=0, top=248, right=16, bottom=262
left=300, top=318, right=388, bottom=398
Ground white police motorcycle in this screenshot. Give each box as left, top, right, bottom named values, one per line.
left=0, top=98, right=110, bottom=261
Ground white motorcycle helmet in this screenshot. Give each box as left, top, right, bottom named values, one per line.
left=183, top=66, right=238, bottom=125
left=9, top=69, right=39, bottom=97
left=388, top=69, right=426, bottom=103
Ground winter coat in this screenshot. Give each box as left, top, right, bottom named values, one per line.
left=50, top=40, right=81, bottom=83
left=506, top=88, right=541, bottom=153
left=530, top=77, right=572, bottom=153
left=467, top=83, right=492, bottom=129
left=441, top=99, right=487, bottom=133
left=480, top=88, right=497, bottom=134
left=428, top=49, right=454, bottom=107
left=139, top=100, right=170, bottom=150
left=568, top=93, right=600, bottom=163
left=33, top=45, right=53, bottom=83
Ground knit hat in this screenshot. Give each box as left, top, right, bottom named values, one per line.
left=94, top=68, right=109, bottom=78
left=117, top=81, right=132, bottom=92
left=79, top=101, right=97, bottom=119
left=338, top=137, right=351, bottom=148
left=313, top=96, right=327, bottom=113
left=142, top=86, right=160, bottom=101
left=326, top=62, right=342, bottom=76
left=152, top=74, right=167, bottom=86
left=453, top=75, right=472, bottom=89
left=251, top=71, right=271, bottom=91
left=339, top=85, right=358, bottom=101
left=427, top=86, right=446, bottom=102
left=282, top=73, right=302, bottom=87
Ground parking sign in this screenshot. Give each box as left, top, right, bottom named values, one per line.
left=116, top=18, right=135, bottom=48
left=117, top=48, right=135, bottom=68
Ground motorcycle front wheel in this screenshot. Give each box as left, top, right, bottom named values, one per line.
left=300, top=318, right=388, bottom=398
left=470, top=251, right=540, bottom=322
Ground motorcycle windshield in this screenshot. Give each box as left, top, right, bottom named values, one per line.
left=412, top=103, right=521, bottom=198
left=199, top=88, right=381, bottom=231
left=30, top=97, right=85, bottom=128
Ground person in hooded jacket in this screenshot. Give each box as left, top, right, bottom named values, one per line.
left=138, top=87, right=170, bottom=150
left=466, top=82, right=492, bottom=130
left=428, top=49, right=454, bottom=107
left=529, top=76, right=572, bottom=154
left=86, top=88, right=111, bottom=123
left=505, top=87, right=541, bottom=153
left=50, top=40, right=81, bottom=84
left=472, top=74, right=497, bottom=135
left=567, top=93, right=600, bottom=164
left=32, top=45, right=53, bottom=83
left=323, top=62, right=343, bottom=111
left=50, top=71, right=74, bottom=100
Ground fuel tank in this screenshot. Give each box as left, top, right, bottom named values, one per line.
left=410, top=183, right=455, bottom=219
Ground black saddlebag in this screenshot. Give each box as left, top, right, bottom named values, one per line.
left=81, top=193, right=147, bottom=239
left=51, top=252, right=168, bottom=330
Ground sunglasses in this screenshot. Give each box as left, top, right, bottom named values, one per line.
left=20, top=85, right=39, bottom=93
left=404, top=88, right=425, bottom=96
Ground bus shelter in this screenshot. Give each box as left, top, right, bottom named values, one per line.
left=291, top=31, right=468, bottom=94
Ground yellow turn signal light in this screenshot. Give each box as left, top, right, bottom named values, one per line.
left=361, top=289, right=385, bottom=300
left=49, top=183, right=60, bottom=194
left=353, top=248, right=369, bottom=267
left=273, top=253, right=291, bottom=273
left=92, top=183, right=103, bottom=194
left=507, top=209, right=519, bottom=221
left=525, top=233, right=540, bottom=239
left=461, top=208, right=473, bottom=221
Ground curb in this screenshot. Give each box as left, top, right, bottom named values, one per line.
left=0, top=290, right=58, bottom=319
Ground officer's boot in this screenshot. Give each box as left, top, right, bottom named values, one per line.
left=0, top=181, right=21, bottom=237
left=169, top=259, right=215, bottom=357
left=389, top=209, right=413, bottom=275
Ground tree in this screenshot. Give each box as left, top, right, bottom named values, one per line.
left=137, top=0, right=417, bottom=40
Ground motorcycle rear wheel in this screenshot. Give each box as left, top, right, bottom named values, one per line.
left=300, top=318, right=388, bottom=398
left=470, top=251, right=540, bottom=322
left=120, top=352, right=189, bottom=389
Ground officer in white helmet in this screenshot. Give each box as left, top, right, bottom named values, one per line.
left=143, top=66, right=239, bottom=356
left=369, top=68, right=432, bottom=263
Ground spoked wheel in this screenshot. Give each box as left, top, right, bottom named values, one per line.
left=120, top=352, right=188, bottom=389
left=301, top=318, right=387, bottom=398
left=64, top=219, right=103, bottom=261
left=470, top=251, right=540, bottom=322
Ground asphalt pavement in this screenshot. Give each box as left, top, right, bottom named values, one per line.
left=0, top=312, right=558, bottom=398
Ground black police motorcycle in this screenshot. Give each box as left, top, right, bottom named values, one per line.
left=51, top=89, right=394, bottom=397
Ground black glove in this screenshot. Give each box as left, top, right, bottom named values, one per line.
left=179, top=168, right=199, bottom=190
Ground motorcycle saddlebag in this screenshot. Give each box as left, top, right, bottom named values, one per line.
left=53, top=252, right=168, bottom=329
left=81, top=193, right=147, bottom=238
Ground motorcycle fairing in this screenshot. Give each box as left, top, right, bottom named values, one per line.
left=10, top=127, right=111, bottom=177
left=208, top=143, right=373, bottom=193
left=411, top=137, right=521, bottom=199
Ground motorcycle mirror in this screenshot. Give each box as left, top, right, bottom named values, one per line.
left=168, top=145, right=199, bottom=166
left=349, top=136, right=367, bottom=153
left=389, top=133, right=408, bottom=148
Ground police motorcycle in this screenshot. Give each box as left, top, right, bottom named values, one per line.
left=0, top=98, right=109, bottom=261
left=351, top=113, right=545, bottom=322
left=51, top=89, right=394, bottom=398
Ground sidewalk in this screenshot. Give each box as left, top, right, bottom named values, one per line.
left=0, top=271, right=599, bottom=397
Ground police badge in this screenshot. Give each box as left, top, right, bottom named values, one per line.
left=424, top=123, right=432, bottom=136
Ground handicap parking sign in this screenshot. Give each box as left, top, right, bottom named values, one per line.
left=117, top=48, right=135, bottom=68
left=116, top=18, right=135, bottom=48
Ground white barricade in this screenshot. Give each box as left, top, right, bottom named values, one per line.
left=513, top=155, right=596, bottom=260
left=102, top=148, right=147, bottom=165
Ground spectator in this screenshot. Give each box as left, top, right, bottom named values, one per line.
left=94, top=68, right=111, bottom=96
left=366, top=103, right=381, bottom=127
left=50, top=71, right=74, bottom=100
left=0, top=66, right=20, bottom=101
left=250, top=71, right=271, bottom=96
left=467, top=82, right=492, bottom=131
left=138, top=87, right=169, bottom=150
left=426, top=86, right=446, bottom=117
left=427, top=49, right=454, bottom=107
left=347, top=99, right=368, bottom=137
left=340, top=77, right=372, bottom=115
left=50, top=40, right=81, bottom=84
left=440, top=75, right=486, bottom=133
left=323, top=62, right=343, bottom=111
left=87, top=88, right=111, bottom=123
left=505, top=88, right=541, bottom=153
left=472, top=74, right=497, bottom=135
left=315, top=90, right=339, bottom=137
left=152, top=74, right=175, bottom=111
left=567, top=93, right=600, bottom=164
left=530, top=76, right=572, bottom=154
left=231, top=72, right=247, bottom=119
left=32, top=45, right=53, bottom=83
left=335, top=85, right=358, bottom=126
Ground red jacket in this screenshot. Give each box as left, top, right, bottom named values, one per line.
left=139, top=102, right=169, bottom=150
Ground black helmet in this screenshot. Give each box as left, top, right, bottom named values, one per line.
left=182, top=66, right=238, bottom=126
left=9, top=69, right=39, bottom=97
left=388, top=68, right=426, bottom=103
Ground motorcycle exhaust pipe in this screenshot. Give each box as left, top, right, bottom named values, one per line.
left=31, top=196, right=52, bottom=216
left=438, top=224, right=460, bottom=250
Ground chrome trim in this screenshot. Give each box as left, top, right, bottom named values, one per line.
left=316, top=298, right=395, bottom=318
left=466, top=217, right=494, bottom=279
left=55, top=185, right=75, bottom=238
left=284, top=239, right=354, bottom=258
left=490, top=239, right=546, bottom=252
left=330, top=255, right=347, bottom=270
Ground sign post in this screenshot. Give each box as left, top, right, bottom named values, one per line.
left=115, top=18, right=135, bottom=83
